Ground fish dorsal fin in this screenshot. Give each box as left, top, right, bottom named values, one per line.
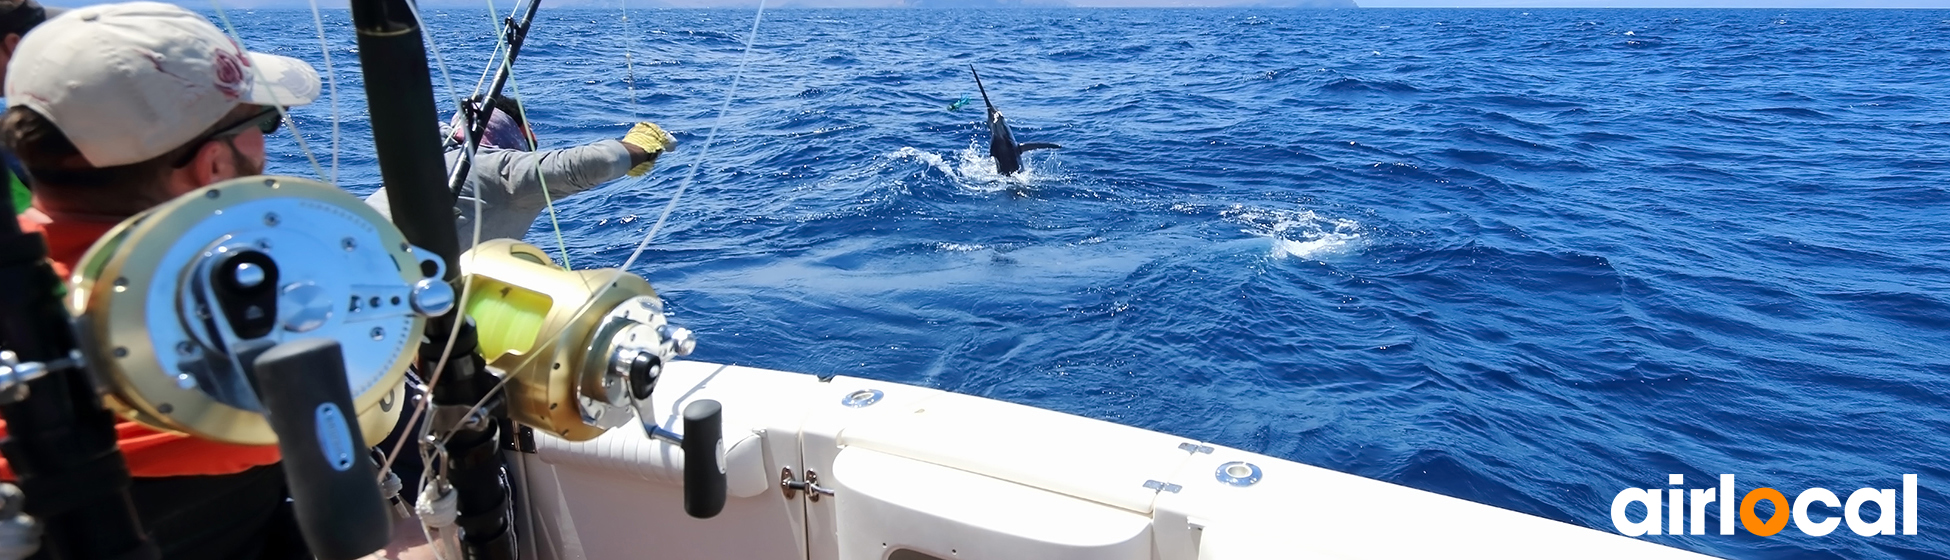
left=1016, top=142, right=1060, bottom=152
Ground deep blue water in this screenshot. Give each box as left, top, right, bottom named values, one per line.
left=227, top=7, right=1949, bottom=559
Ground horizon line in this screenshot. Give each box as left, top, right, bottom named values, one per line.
left=204, top=4, right=1950, bottom=7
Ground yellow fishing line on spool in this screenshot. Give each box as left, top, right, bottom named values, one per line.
left=454, top=239, right=663, bottom=441
left=464, top=277, right=553, bottom=359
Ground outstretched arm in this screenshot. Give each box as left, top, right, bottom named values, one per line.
left=473, top=121, right=676, bottom=205
left=485, top=140, right=636, bottom=199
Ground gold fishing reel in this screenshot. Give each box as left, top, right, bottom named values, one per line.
left=458, top=239, right=693, bottom=442
left=69, top=176, right=449, bottom=445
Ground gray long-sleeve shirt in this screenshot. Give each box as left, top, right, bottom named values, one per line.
left=365, top=139, right=634, bottom=252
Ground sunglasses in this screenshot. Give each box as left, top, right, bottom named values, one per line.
left=171, top=106, right=285, bottom=168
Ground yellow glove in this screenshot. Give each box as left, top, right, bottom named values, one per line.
left=622, top=122, right=676, bottom=177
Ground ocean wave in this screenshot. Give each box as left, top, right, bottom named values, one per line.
left=241, top=9, right=1950, bottom=558
left=1220, top=204, right=1365, bottom=261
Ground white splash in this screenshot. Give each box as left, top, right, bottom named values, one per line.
left=889, top=146, right=955, bottom=176
left=1221, top=204, right=1365, bottom=260
left=880, top=142, right=1058, bottom=193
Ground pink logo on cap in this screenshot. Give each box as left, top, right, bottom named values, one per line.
left=211, top=46, right=247, bottom=99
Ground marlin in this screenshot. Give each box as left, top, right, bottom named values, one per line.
left=972, top=66, right=1059, bottom=176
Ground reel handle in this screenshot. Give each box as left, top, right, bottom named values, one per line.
left=250, top=339, right=392, bottom=560
left=682, top=399, right=727, bottom=519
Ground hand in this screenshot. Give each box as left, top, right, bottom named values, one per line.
left=621, top=122, right=676, bottom=177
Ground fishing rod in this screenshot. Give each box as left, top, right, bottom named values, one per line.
left=447, top=0, right=543, bottom=195
left=345, top=0, right=732, bottom=554
left=0, top=165, right=156, bottom=560
left=349, top=0, right=517, bottom=558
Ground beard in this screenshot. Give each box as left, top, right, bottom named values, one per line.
left=228, top=138, right=264, bottom=176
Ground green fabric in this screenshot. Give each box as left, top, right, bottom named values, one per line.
left=8, top=172, right=27, bottom=215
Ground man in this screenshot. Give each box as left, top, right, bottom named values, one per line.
left=364, top=92, right=676, bottom=506
left=0, top=0, right=63, bottom=214
left=0, top=3, right=322, bottom=558
left=364, top=93, right=678, bottom=252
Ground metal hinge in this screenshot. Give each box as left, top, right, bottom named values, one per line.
left=502, top=422, right=537, bottom=454
left=781, top=467, right=834, bottom=502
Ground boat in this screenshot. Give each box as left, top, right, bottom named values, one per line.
left=0, top=0, right=1720, bottom=559
left=515, top=358, right=1715, bottom=559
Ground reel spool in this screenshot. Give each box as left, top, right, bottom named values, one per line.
left=68, top=176, right=448, bottom=445
left=458, top=239, right=694, bottom=442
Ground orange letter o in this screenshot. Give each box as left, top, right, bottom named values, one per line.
left=1741, top=488, right=1790, bottom=536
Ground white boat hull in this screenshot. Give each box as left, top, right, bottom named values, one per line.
left=512, top=361, right=1711, bottom=559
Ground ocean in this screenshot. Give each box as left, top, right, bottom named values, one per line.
left=225, top=7, right=1949, bottom=558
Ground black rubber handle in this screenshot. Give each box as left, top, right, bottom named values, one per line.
left=250, top=338, right=392, bottom=560
left=682, top=399, right=727, bottom=519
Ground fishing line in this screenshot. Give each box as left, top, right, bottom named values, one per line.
left=620, top=0, right=639, bottom=114
left=468, top=0, right=572, bottom=270
left=404, top=1, right=470, bottom=120
left=207, top=2, right=329, bottom=183
left=617, top=0, right=768, bottom=277
left=502, top=77, right=577, bottom=269
left=434, top=0, right=771, bottom=449
left=305, top=1, right=342, bottom=184
left=377, top=0, right=493, bottom=482
left=460, top=0, right=574, bottom=267
left=231, top=0, right=433, bottom=485
left=471, top=0, right=506, bottom=100
left=464, top=0, right=572, bottom=265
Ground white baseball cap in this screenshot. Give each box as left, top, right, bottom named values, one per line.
left=4, top=2, right=320, bottom=167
